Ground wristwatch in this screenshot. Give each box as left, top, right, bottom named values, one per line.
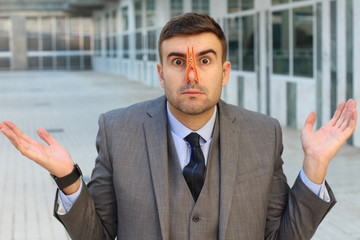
left=51, top=164, right=82, bottom=190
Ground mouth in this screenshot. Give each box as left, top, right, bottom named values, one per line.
left=181, top=90, right=204, bottom=96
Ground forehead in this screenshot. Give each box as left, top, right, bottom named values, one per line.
left=161, top=32, right=222, bottom=55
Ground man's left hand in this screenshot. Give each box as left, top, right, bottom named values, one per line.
left=301, top=99, right=357, bottom=184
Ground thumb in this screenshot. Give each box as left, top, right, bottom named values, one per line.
left=303, top=112, right=316, bottom=133
left=37, top=128, right=56, bottom=145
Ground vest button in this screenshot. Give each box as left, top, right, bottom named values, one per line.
left=192, top=216, right=200, bottom=222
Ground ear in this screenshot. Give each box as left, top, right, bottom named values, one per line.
left=157, top=63, right=165, bottom=88
left=221, top=61, right=231, bottom=87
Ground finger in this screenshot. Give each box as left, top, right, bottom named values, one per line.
left=303, top=112, right=316, bottom=133
left=337, top=99, right=356, bottom=130
left=37, top=128, right=57, bottom=145
left=343, top=104, right=358, bottom=134
left=0, top=123, right=33, bottom=156
left=3, top=121, right=35, bottom=145
left=330, top=101, right=346, bottom=126
left=0, top=123, right=22, bottom=148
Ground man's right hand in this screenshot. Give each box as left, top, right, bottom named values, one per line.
left=0, top=121, right=80, bottom=194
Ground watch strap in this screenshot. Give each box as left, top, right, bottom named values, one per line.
left=51, top=164, right=82, bottom=190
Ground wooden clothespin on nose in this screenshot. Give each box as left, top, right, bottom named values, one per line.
left=185, top=46, right=199, bottom=83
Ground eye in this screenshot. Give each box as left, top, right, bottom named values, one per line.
left=200, top=57, right=211, bottom=65
left=172, top=59, right=184, bottom=66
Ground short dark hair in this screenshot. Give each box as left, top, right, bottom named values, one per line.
left=158, top=12, right=227, bottom=63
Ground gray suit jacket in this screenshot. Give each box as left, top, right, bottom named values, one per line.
left=54, top=95, right=335, bottom=240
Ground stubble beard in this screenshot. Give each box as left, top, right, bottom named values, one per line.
left=165, top=84, right=221, bottom=116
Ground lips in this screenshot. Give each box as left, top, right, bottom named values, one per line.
left=181, top=90, right=204, bottom=96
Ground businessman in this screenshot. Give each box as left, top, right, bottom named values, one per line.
left=0, top=13, right=358, bottom=239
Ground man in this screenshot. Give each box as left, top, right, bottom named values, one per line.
left=0, top=13, right=358, bottom=239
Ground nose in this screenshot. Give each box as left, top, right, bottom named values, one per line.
left=185, top=65, right=200, bottom=83
left=186, top=68, right=197, bottom=83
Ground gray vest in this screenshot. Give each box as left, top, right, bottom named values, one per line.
left=167, top=118, right=220, bottom=240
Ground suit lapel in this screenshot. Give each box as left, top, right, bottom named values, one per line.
left=218, top=101, right=239, bottom=240
left=218, top=100, right=254, bottom=240
left=143, top=96, right=170, bottom=240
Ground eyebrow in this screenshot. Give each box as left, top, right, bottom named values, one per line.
left=166, top=49, right=217, bottom=60
left=167, top=52, right=186, bottom=60
left=198, top=49, right=217, bottom=57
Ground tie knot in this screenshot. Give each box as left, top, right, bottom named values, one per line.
left=185, top=132, right=201, bottom=148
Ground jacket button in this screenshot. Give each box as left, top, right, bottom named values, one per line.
left=192, top=216, right=200, bottom=222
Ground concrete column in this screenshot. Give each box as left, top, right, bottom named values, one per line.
left=336, top=0, right=346, bottom=102
left=352, top=0, right=360, bottom=147
left=321, top=0, right=331, bottom=124
left=11, top=16, right=27, bottom=70
left=183, top=0, right=192, bottom=13
left=255, top=0, right=272, bottom=115
left=210, top=0, right=226, bottom=19
left=156, top=0, right=170, bottom=27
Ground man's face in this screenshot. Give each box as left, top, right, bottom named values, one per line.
left=157, top=32, right=231, bottom=118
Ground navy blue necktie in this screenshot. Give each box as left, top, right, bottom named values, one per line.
left=183, top=132, right=206, bottom=201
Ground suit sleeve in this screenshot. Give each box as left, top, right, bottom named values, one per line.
left=265, top=120, right=336, bottom=240
left=53, top=114, right=117, bottom=240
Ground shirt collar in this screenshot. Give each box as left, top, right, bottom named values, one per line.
left=166, top=102, right=217, bottom=142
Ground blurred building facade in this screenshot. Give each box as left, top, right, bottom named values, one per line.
left=0, top=0, right=103, bottom=70
left=1, top=0, right=359, bottom=146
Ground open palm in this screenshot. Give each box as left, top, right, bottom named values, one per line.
left=0, top=121, right=73, bottom=177
left=301, top=99, right=357, bottom=183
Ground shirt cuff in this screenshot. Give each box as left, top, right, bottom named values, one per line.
left=299, top=169, right=331, bottom=202
left=57, top=180, right=83, bottom=215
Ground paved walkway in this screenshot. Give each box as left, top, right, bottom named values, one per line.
left=0, top=71, right=359, bottom=239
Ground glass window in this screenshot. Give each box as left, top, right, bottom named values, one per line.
left=136, top=32, right=143, bottom=60
left=0, top=18, right=10, bottom=52
left=272, top=0, right=289, bottom=5
left=70, top=56, right=80, bottom=69
left=94, top=18, right=101, bottom=56
left=112, top=36, right=117, bottom=57
left=84, top=55, right=92, bottom=69
left=56, top=56, right=67, bottom=69
left=113, top=11, right=117, bottom=33
left=286, top=82, right=297, bottom=128
left=56, top=17, right=67, bottom=51
left=228, top=0, right=239, bottom=13
left=242, top=0, right=254, bottom=10
left=237, top=76, right=244, bottom=107
left=122, top=7, right=129, bottom=31
left=146, top=0, right=156, bottom=27
left=26, top=18, right=39, bottom=51
left=43, top=56, right=53, bottom=69
left=330, top=0, right=337, bottom=114
left=135, top=0, right=142, bottom=29
left=228, top=0, right=254, bottom=13
left=171, top=0, right=183, bottom=18
left=147, top=30, right=157, bottom=61
left=83, top=18, right=92, bottom=51
left=192, top=0, right=209, bottom=15
left=346, top=0, right=353, bottom=100
left=70, top=18, right=80, bottom=51
left=316, top=2, right=323, bottom=129
left=28, top=57, right=39, bottom=69
left=42, top=17, right=53, bottom=51
left=293, top=6, right=313, bottom=77
left=112, top=12, right=117, bottom=57
left=123, top=34, right=129, bottom=58
left=106, top=14, right=112, bottom=57
left=242, top=15, right=254, bottom=71
left=0, top=58, right=10, bottom=70
left=227, top=17, right=240, bottom=70
left=272, top=10, right=289, bottom=75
